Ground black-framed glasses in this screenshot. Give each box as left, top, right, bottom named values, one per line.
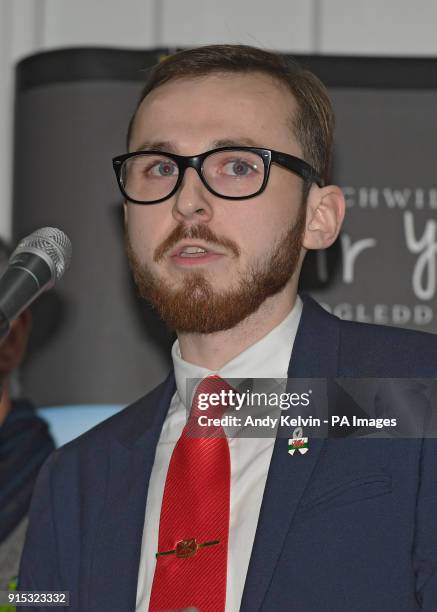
left=112, top=146, right=324, bottom=205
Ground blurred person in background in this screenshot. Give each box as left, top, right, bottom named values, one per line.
left=0, top=237, right=55, bottom=594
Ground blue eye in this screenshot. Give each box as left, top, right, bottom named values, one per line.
left=152, top=161, right=178, bottom=177
left=222, top=159, right=258, bottom=177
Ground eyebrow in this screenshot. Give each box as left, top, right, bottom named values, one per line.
left=135, top=137, right=262, bottom=153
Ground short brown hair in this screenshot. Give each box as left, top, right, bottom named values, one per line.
left=127, top=44, right=335, bottom=184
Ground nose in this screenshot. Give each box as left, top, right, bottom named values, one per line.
left=172, top=167, right=213, bottom=224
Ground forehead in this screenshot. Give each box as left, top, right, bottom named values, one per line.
left=129, top=72, right=301, bottom=155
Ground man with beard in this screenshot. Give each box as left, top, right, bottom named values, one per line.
left=19, top=45, right=437, bottom=612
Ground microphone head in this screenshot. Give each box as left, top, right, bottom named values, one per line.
left=11, top=227, right=72, bottom=282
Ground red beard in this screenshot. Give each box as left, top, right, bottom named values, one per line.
left=125, top=203, right=306, bottom=334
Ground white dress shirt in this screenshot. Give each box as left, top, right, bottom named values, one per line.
left=136, top=296, right=303, bottom=612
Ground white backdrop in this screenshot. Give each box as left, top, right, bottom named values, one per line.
left=2, top=0, right=437, bottom=239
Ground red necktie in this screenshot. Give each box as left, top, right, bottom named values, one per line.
left=149, top=375, right=231, bottom=612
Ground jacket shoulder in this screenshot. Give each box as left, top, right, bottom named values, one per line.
left=338, top=317, right=437, bottom=376
left=300, top=293, right=437, bottom=376
left=55, top=371, right=175, bottom=456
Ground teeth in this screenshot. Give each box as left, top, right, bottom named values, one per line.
left=180, top=252, right=208, bottom=257
left=180, top=246, right=207, bottom=254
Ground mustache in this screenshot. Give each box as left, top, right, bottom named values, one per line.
left=153, top=223, right=241, bottom=262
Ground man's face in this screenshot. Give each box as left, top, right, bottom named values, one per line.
left=125, top=72, right=308, bottom=333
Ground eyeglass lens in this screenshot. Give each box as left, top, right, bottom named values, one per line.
left=120, top=150, right=265, bottom=202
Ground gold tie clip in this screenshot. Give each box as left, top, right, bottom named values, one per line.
left=156, top=538, right=220, bottom=559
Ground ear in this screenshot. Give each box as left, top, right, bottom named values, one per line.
left=123, top=202, right=128, bottom=226
left=0, top=309, right=32, bottom=375
left=302, top=184, right=345, bottom=250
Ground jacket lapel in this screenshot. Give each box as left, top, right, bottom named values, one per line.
left=240, top=294, right=340, bottom=611
left=87, top=295, right=342, bottom=611
left=87, top=371, right=176, bottom=612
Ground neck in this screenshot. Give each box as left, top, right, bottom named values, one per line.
left=177, top=283, right=298, bottom=370
left=0, top=379, right=12, bottom=426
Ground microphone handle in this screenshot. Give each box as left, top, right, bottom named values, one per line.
left=0, top=253, right=53, bottom=341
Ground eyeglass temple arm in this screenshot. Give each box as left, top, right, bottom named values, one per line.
left=272, top=151, right=324, bottom=187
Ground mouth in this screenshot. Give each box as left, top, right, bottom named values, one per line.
left=170, top=242, right=225, bottom=266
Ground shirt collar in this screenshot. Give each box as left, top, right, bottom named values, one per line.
left=172, top=295, right=303, bottom=409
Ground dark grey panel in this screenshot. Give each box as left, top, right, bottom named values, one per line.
left=14, top=81, right=173, bottom=406
left=13, top=50, right=437, bottom=406
left=310, top=89, right=437, bottom=334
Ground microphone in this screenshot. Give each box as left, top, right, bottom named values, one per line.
left=0, top=227, right=72, bottom=342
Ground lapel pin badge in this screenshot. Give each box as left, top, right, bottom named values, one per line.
left=288, top=426, right=309, bottom=455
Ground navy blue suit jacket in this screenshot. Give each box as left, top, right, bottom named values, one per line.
left=19, top=295, right=437, bottom=611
